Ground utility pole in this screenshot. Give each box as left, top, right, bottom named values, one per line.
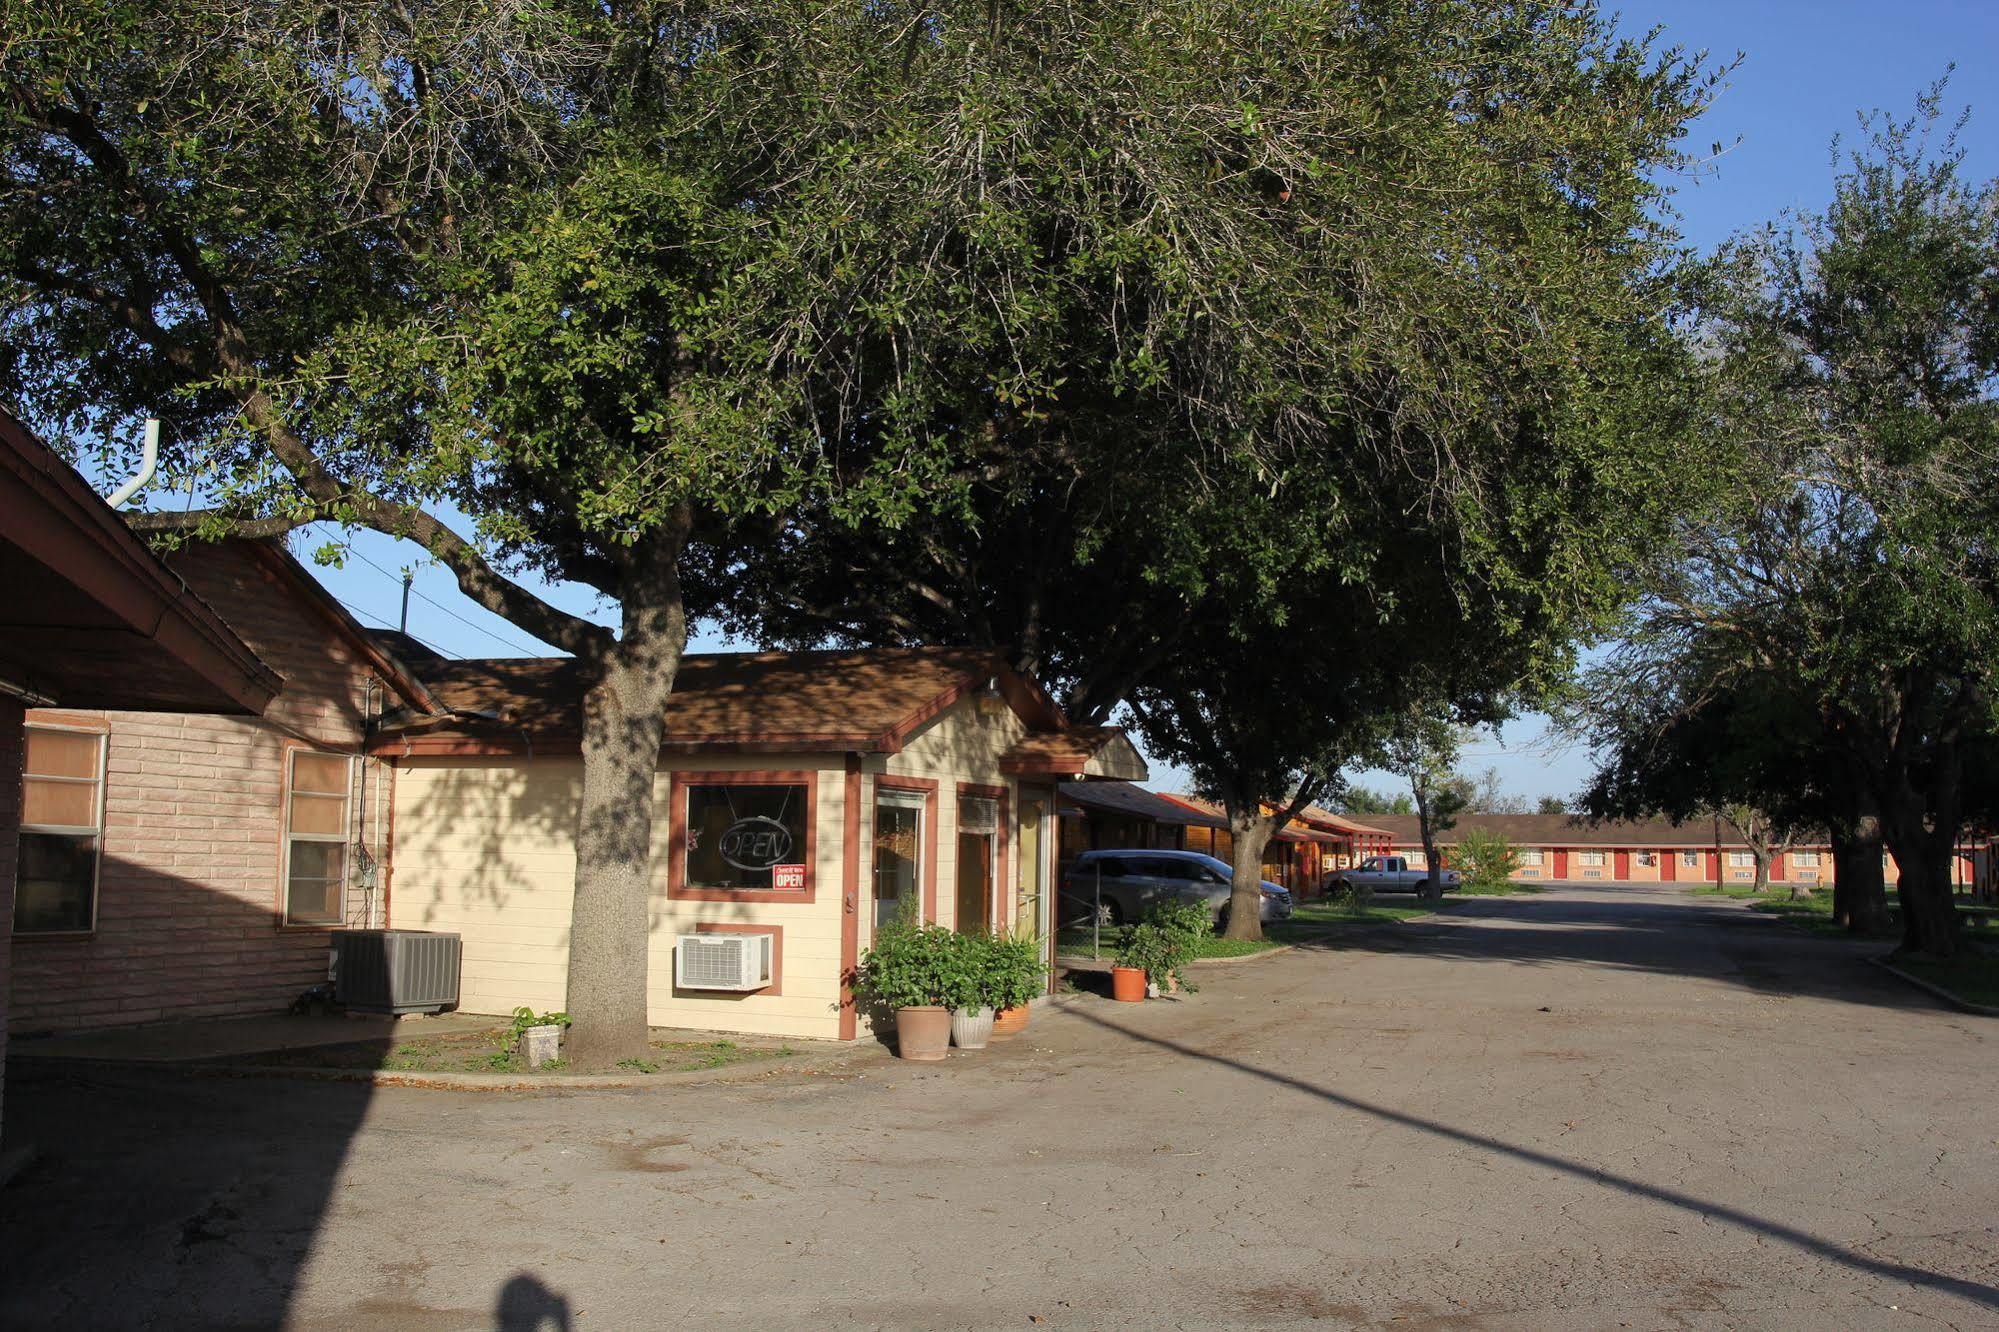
left=399, top=572, right=413, bottom=633
left=1712, top=814, right=1722, bottom=890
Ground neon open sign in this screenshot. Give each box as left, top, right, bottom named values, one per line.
left=719, top=816, right=794, bottom=871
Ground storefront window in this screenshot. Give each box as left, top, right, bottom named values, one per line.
left=686, top=783, right=810, bottom=890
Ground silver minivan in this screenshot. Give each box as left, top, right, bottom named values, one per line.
left=1059, top=849, right=1294, bottom=930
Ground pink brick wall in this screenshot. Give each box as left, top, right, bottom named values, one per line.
left=1, top=695, right=23, bottom=1130
left=8, top=543, right=397, bottom=1034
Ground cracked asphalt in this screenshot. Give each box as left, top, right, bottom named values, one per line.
left=4, top=884, right=1996, bottom=1330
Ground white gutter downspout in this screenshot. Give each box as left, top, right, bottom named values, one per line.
left=105, top=418, right=160, bottom=510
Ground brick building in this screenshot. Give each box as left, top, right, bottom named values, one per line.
left=9, top=538, right=432, bottom=1035
left=1365, top=813, right=1977, bottom=888
left=2, top=412, right=276, bottom=1143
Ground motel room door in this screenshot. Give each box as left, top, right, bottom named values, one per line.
left=1015, top=788, right=1053, bottom=959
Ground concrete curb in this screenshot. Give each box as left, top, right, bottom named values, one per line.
left=185, top=1041, right=895, bottom=1092
left=1867, top=956, right=1999, bottom=1017
left=1187, top=943, right=1296, bottom=967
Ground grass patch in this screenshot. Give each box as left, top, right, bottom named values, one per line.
left=1286, top=901, right=1435, bottom=927
left=239, top=1028, right=796, bottom=1075
left=1892, top=954, right=1999, bottom=1009
left=1447, top=880, right=1544, bottom=897
left=1192, top=935, right=1285, bottom=958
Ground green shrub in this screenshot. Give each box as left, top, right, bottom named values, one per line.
left=985, top=932, right=1050, bottom=1011
left=1147, top=899, right=1215, bottom=954
left=1455, top=829, right=1522, bottom=892
left=1114, top=905, right=1203, bottom=993
left=1330, top=882, right=1374, bottom=913
left=854, top=918, right=967, bottom=1009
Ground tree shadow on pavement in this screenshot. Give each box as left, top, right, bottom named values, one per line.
left=1069, top=1003, right=1999, bottom=1313
left=1279, top=889, right=1947, bottom=1012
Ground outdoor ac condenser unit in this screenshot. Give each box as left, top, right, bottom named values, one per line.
left=675, top=933, right=774, bottom=991
left=331, top=929, right=462, bottom=1014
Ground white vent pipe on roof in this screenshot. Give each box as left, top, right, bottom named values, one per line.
left=105, top=418, right=160, bottom=509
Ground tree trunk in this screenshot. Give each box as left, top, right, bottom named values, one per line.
left=562, top=536, right=689, bottom=1067
left=1831, top=811, right=1889, bottom=934
left=1750, top=847, right=1770, bottom=896
left=1414, top=784, right=1444, bottom=904
left=1223, top=802, right=1274, bottom=942
left=1881, top=798, right=1959, bottom=959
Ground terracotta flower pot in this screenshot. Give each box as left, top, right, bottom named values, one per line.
left=950, top=1005, right=995, bottom=1050
left=1110, top=966, right=1147, bottom=1003
left=894, top=1005, right=952, bottom=1061
left=990, top=1005, right=1030, bottom=1039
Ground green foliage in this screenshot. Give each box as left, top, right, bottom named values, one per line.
left=982, top=933, right=1051, bottom=1013
left=1147, top=900, right=1216, bottom=956
left=500, top=1008, right=571, bottom=1049
left=1577, top=89, right=1999, bottom=955
left=1455, top=830, right=1523, bottom=892
left=1329, top=883, right=1376, bottom=913
left=1113, top=901, right=1211, bottom=992
left=1341, top=787, right=1414, bottom=817
left=853, top=919, right=966, bottom=1011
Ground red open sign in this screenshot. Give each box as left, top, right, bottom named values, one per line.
left=771, top=863, right=806, bottom=890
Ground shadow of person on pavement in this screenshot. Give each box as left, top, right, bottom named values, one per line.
left=495, top=1272, right=572, bottom=1331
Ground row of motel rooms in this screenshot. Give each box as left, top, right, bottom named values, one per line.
left=1053, top=796, right=1995, bottom=896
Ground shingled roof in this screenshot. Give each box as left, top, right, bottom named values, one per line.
left=371, top=645, right=1075, bottom=756
left=1059, top=780, right=1226, bottom=828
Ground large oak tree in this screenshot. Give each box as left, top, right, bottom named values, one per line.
left=3, top=0, right=1721, bottom=1049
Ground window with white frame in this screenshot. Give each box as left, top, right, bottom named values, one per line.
left=1519, top=848, right=1544, bottom=867
left=1578, top=850, right=1606, bottom=867
left=1792, top=850, right=1820, bottom=868
left=1680, top=851, right=1701, bottom=867
left=15, top=726, right=105, bottom=933
left=285, top=750, right=353, bottom=925
left=1729, top=851, right=1754, bottom=868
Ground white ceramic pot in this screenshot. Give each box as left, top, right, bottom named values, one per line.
left=518, top=1024, right=562, bottom=1068
left=950, top=1005, right=996, bottom=1050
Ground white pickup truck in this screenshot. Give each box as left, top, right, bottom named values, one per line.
left=1328, top=854, right=1460, bottom=894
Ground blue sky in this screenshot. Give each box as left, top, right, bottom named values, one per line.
left=164, top=1, right=1999, bottom=804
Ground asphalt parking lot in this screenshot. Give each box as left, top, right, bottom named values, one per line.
left=4, top=884, right=1995, bottom=1329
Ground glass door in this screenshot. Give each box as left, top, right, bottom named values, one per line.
left=1015, top=790, right=1050, bottom=946
left=873, top=790, right=924, bottom=930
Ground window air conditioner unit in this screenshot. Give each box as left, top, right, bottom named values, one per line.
left=676, top=933, right=774, bottom=991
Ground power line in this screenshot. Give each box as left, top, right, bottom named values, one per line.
left=334, top=596, right=460, bottom=661
left=344, top=546, right=549, bottom=657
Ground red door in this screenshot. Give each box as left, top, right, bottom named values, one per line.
left=1661, top=850, right=1677, bottom=882
left=1770, top=852, right=1786, bottom=883
left=1705, top=851, right=1720, bottom=882
left=1553, top=848, right=1569, bottom=880
left=1613, top=849, right=1630, bottom=880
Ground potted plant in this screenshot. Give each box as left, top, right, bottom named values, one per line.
left=942, top=931, right=998, bottom=1049
left=853, top=918, right=958, bottom=1060
left=988, top=933, right=1047, bottom=1039
left=1145, top=901, right=1211, bottom=995
left=1110, top=924, right=1163, bottom=1002
left=506, top=1007, right=571, bottom=1069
